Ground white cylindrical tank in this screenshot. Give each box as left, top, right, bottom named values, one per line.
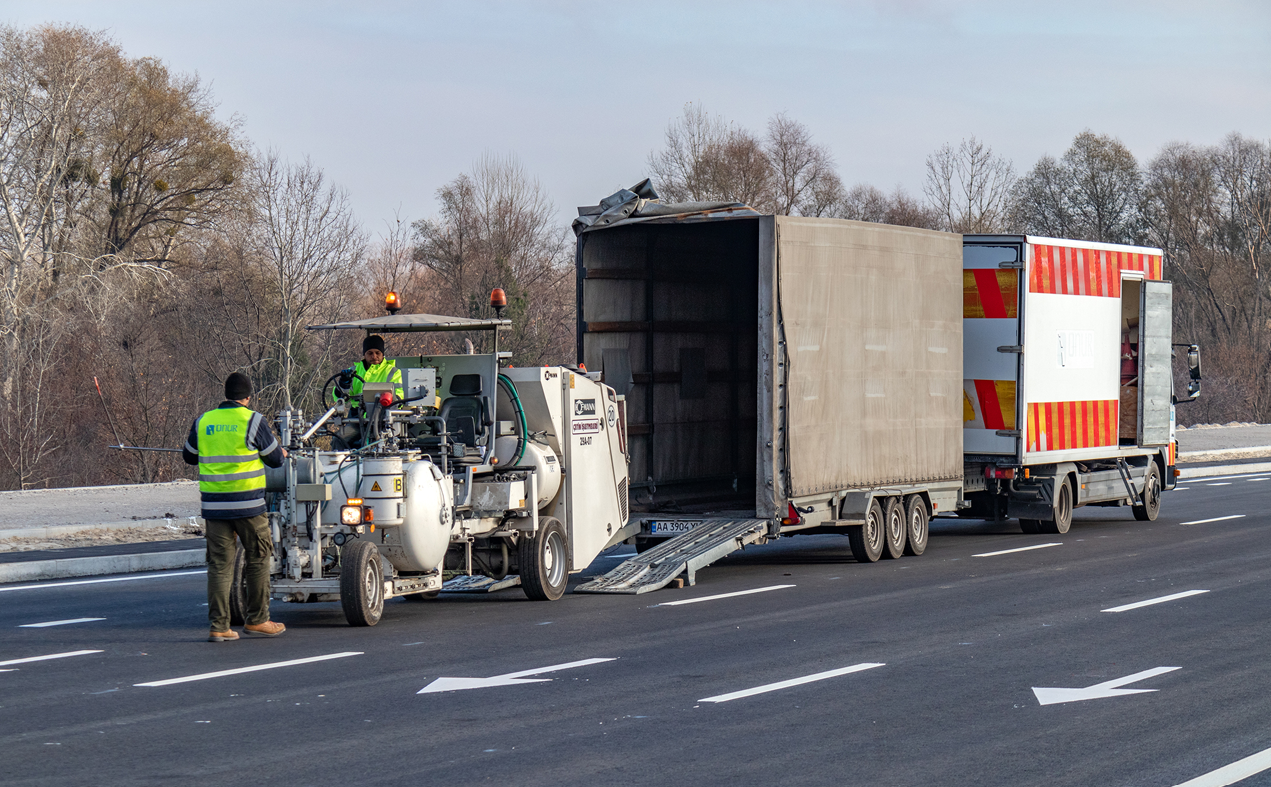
left=359, top=456, right=404, bottom=522
left=387, top=460, right=452, bottom=572
left=493, top=437, right=561, bottom=508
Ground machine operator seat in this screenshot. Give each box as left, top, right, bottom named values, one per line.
left=438, top=374, right=489, bottom=461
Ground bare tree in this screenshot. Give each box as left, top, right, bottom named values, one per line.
left=834, top=184, right=941, bottom=229
left=1012, top=131, right=1143, bottom=243
left=766, top=114, right=838, bottom=216
left=646, top=103, right=731, bottom=203
left=923, top=136, right=1015, bottom=233
left=701, top=127, right=774, bottom=210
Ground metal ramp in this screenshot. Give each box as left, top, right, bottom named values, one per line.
left=574, top=519, right=769, bottom=595
left=442, top=574, right=521, bottom=593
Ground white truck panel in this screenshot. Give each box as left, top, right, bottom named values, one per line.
left=1022, top=292, right=1120, bottom=405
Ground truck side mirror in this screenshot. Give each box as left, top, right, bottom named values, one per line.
left=1187, top=345, right=1202, bottom=381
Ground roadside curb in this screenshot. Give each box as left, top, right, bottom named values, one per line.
left=0, top=517, right=203, bottom=542
left=1177, top=462, right=1271, bottom=479
left=0, top=549, right=205, bottom=585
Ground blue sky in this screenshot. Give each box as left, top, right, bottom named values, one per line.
left=5, top=1, right=1269, bottom=235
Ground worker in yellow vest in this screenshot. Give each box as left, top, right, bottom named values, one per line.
left=344, top=334, right=404, bottom=409
left=183, top=372, right=287, bottom=642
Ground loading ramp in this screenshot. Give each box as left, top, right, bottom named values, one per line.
left=574, top=519, right=770, bottom=595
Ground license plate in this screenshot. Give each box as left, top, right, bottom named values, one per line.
left=649, top=520, right=702, bottom=535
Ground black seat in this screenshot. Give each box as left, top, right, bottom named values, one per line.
left=439, top=374, right=488, bottom=450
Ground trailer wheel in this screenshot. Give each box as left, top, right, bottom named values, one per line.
left=1019, top=519, right=1041, bottom=534
left=848, top=499, right=885, bottom=563
left=520, top=517, right=569, bottom=601
left=881, top=497, right=906, bottom=559
left=340, top=540, right=384, bottom=626
left=1038, top=478, right=1073, bottom=535
left=903, top=495, right=928, bottom=556
left=228, top=542, right=247, bottom=626
left=1133, top=463, right=1162, bottom=521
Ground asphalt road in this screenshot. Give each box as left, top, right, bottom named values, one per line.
left=2, top=471, right=1270, bottom=787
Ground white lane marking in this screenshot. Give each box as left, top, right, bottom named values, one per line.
left=419, top=657, right=617, bottom=693
left=0, top=570, right=205, bottom=593
left=19, top=618, right=106, bottom=628
left=1172, top=744, right=1271, bottom=787
left=1102, top=590, right=1210, bottom=613
left=1173, top=487, right=1189, bottom=490
left=135, top=652, right=363, bottom=687
left=700, top=662, right=885, bottom=703
left=1206, top=482, right=1232, bottom=486
left=1033, top=666, right=1180, bottom=706
left=0, top=649, right=103, bottom=667
left=973, top=543, right=1062, bottom=558
left=657, top=585, right=795, bottom=606
left=1181, top=515, right=1245, bottom=526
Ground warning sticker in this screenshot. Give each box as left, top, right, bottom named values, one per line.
left=371, top=481, right=382, bottom=492
left=572, top=419, right=601, bottom=435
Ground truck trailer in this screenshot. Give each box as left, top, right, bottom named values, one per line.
left=572, top=185, right=1197, bottom=594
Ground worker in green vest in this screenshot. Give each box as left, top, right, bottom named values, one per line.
left=345, top=334, right=404, bottom=409
left=183, top=372, right=287, bottom=642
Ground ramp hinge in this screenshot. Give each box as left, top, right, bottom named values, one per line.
left=998, top=261, right=1023, bottom=269
left=995, top=429, right=1020, bottom=437
left=997, top=345, right=1023, bottom=353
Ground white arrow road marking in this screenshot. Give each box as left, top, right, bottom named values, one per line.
left=1032, top=666, right=1180, bottom=706
left=973, top=543, right=1062, bottom=558
left=699, top=662, right=885, bottom=703
left=1102, top=590, right=1209, bottom=613
left=135, top=652, right=363, bottom=687
left=1171, top=743, right=1271, bottom=787
left=657, top=585, right=795, bottom=606
left=418, top=657, right=616, bottom=694
left=19, top=618, right=106, bottom=628
left=1181, top=515, right=1245, bottom=526
left=0, top=649, right=103, bottom=667
left=0, top=570, right=205, bottom=593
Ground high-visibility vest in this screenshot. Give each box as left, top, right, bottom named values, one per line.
left=196, top=406, right=266, bottom=512
left=349, top=359, right=404, bottom=405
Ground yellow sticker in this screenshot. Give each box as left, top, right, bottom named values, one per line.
left=394, top=477, right=402, bottom=493
left=371, top=481, right=382, bottom=492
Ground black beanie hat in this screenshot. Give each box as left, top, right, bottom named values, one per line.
left=225, top=372, right=253, bottom=400
left=363, top=334, right=385, bottom=354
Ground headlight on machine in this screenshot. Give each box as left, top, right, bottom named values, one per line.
left=341, top=498, right=364, bottom=525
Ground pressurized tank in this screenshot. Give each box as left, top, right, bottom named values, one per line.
left=493, top=437, right=562, bottom=507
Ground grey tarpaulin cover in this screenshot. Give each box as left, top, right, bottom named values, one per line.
left=572, top=179, right=760, bottom=235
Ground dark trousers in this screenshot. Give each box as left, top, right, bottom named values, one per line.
left=205, top=514, right=273, bottom=630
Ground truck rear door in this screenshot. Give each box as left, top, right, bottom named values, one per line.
left=962, top=238, right=1024, bottom=460
left=1139, top=280, right=1173, bottom=446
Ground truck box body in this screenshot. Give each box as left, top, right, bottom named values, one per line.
left=962, top=236, right=1173, bottom=467
left=577, top=214, right=964, bottom=521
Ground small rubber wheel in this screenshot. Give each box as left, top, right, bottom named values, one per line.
left=881, top=497, right=906, bottom=559
left=401, top=589, right=439, bottom=602
left=1019, top=519, right=1041, bottom=534
left=228, top=541, right=247, bottom=626
left=1038, top=477, right=1073, bottom=535
left=903, top=495, right=929, bottom=556
left=634, top=538, right=660, bottom=554
left=340, top=540, right=384, bottom=626
left=520, top=517, right=569, bottom=601
left=848, top=499, right=885, bottom=563
left=1133, top=462, right=1162, bottom=521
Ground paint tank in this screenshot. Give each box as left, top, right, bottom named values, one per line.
left=384, top=460, right=453, bottom=572
left=493, top=438, right=561, bottom=508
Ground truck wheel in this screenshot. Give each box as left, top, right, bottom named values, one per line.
left=903, top=495, right=928, bottom=556
left=881, top=497, right=906, bottom=559
left=228, top=542, right=247, bottom=626
left=1038, top=478, right=1073, bottom=535
left=1133, top=463, right=1162, bottom=521
left=1019, top=519, right=1041, bottom=534
left=848, top=499, right=885, bottom=563
left=520, top=517, right=569, bottom=601
left=340, top=540, right=384, bottom=626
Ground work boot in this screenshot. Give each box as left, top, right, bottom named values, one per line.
left=243, top=621, right=285, bottom=637
left=209, top=629, right=239, bottom=642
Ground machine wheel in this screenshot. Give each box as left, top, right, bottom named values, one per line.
left=1038, top=478, right=1073, bottom=535
left=1019, top=519, right=1041, bottom=534
left=401, top=589, right=440, bottom=602
left=1133, top=462, right=1162, bottom=521
left=848, top=499, right=886, bottom=563
left=519, top=517, right=569, bottom=601
left=340, top=540, right=384, bottom=626
left=881, top=497, right=906, bottom=559
left=228, top=541, right=247, bottom=626
left=903, top=495, right=929, bottom=556
left=634, top=537, right=659, bottom=554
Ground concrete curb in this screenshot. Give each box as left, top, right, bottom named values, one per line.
left=0, top=517, right=203, bottom=541
left=1180, top=446, right=1271, bottom=462
left=0, top=549, right=205, bottom=584
left=1177, top=462, right=1271, bottom=479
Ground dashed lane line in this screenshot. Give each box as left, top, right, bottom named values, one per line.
left=0, top=649, right=103, bottom=668
left=1101, top=590, right=1209, bottom=613
left=135, top=652, right=363, bottom=687
left=657, top=585, right=795, bottom=606
left=973, top=543, right=1062, bottom=558
left=700, top=662, right=885, bottom=703
left=19, top=618, right=106, bottom=628
left=0, top=570, right=205, bottom=593
left=1172, top=744, right=1271, bottom=787
left=1180, top=515, right=1245, bottom=526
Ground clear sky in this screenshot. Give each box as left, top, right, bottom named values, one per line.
left=5, top=1, right=1269, bottom=236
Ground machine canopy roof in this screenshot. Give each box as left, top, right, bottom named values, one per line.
left=307, top=313, right=511, bottom=333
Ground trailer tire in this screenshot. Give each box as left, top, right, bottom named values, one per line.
left=903, top=495, right=928, bottom=556
left=848, top=499, right=886, bottom=563
left=881, top=497, right=906, bottom=559
left=1038, top=478, right=1073, bottom=535
left=520, top=517, right=569, bottom=601
left=1133, top=462, right=1162, bottom=521
left=1019, top=519, right=1041, bottom=534
left=228, top=542, right=247, bottom=626
left=340, top=540, right=384, bottom=626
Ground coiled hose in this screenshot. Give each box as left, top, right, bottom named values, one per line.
left=496, top=373, right=527, bottom=467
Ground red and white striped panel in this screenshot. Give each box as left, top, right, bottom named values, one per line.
left=1029, top=245, right=1162, bottom=298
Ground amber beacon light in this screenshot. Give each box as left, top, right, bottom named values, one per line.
left=384, top=291, right=401, bottom=315
left=490, top=287, right=507, bottom=318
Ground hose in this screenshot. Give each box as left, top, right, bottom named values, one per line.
left=497, top=374, right=528, bottom=467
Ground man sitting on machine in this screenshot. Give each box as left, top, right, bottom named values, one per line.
left=332, top=335, right=404, bottom=447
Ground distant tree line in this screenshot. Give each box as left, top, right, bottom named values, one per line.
left=0, top=26, right=1263, bottom=489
